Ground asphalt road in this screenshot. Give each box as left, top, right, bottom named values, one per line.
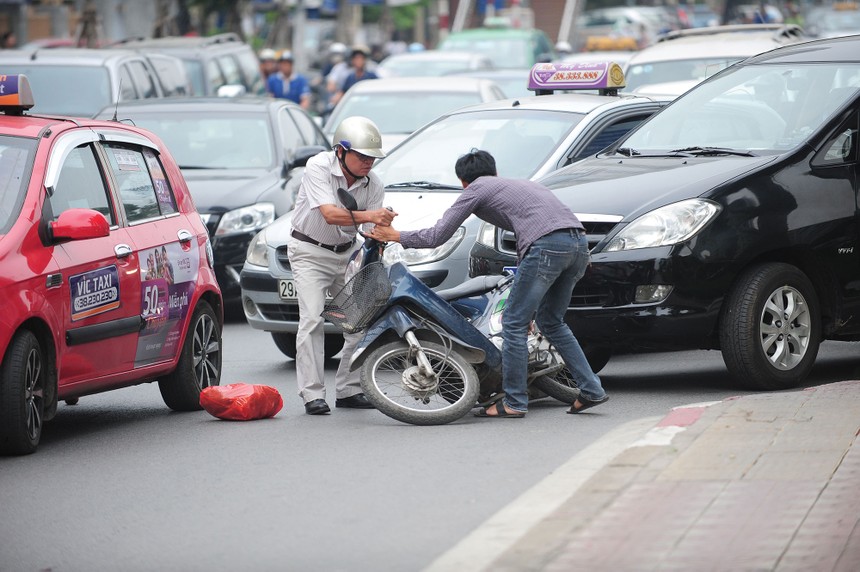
left=2, top=319, right=858, bottom=572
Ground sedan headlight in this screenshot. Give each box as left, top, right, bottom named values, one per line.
left=387, top=227, right=466, bottom=266
left=215, top=203, right=276, bottom=236
left=603, top=199, right=721, bottom=252
left=245, top=229, right=269, bottom=267
left=476, top=222, right=496, bottom=247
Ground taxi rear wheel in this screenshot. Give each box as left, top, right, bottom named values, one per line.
left=271, top=333, right=344, bottom=360
left=159, top=301, right=222, bottom=411
left=0, top=330, right=45, bottom=455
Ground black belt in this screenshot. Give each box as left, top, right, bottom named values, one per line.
left=291, top=229, right=355, bottom=253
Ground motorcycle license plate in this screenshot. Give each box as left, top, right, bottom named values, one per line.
left=279, top=279, right=331, bottom=300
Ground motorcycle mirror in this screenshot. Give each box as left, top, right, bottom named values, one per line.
left=337, top=187, right=358, bottom=211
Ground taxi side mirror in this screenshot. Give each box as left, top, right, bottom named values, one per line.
left=50, top=208, right=110, bottom=242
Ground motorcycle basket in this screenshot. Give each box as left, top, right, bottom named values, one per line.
left=322, top=262, right=391, bottom=334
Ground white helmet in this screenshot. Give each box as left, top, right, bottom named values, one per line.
left=259, top=48, right=276, bottom=61
left=333, top=116, right=385, bottom=159
left=329, top=42, right=348, bottom=55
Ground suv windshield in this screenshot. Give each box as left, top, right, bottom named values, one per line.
left=621, top=63, right=860, bottom=154
left=1, top=65, right=111, bottom=117
left=625, top=58, right=742, bottom=92
left=373, top=109, right=582, bottom=186
left=131, top=113, right=275, bottom=169
left=0, top=136, right=36, bottom=234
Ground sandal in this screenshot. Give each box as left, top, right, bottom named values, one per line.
left=474, top=401, right=525, bottom=418
left=567, top=394, right=609, bottom=414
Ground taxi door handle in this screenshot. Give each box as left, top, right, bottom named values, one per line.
left=177, top=229, right=193, bottom=244
left=115, top=244, right=133, bottom=259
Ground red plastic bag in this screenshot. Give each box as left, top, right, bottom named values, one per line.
left=200, top=383, right=283, bottom=421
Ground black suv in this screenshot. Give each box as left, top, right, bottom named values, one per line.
left=112, top=33, right=265, bottom=96
left=470, top=34, right=860, bottom=390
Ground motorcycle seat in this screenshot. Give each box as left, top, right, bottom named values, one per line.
left=436, top=275, right=507, bottom=301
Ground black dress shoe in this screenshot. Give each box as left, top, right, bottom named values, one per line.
left=304, top=399, right=331, bottom=415
left=335, top=393, right=375, bottom=409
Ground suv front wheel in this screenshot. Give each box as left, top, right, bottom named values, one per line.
left=720, top=263, right=821, bottom=390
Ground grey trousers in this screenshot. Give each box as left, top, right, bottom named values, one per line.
left=287, top=238, right=363, bottom=403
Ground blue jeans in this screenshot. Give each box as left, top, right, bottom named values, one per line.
left=501, top=228, right=605, bottom=412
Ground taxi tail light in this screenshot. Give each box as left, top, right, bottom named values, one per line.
left=50, top=209, right=110, bottom=242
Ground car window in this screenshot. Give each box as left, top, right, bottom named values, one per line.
left=815, top=113, right=859, bottom=166
left=1, top=65, right=112, bottom=116
left=625, top=58, right=742, bottom=92
left=103, top=144, right=164, bottom=223
left=217, top=55, right=242, bottom=86
left=127, top=60, right=158, bottom=99
left=50, top=145, right=115, bottom=225
left=119, top=65, right=138, bottom=101
left=141, top=148, right=178, bottom=215
left=277, top=110, right=304, bottom=153
left=206, top=59, right=226, bottom=94
left=572, top=114, right=654, bottom=162
left=183, top=59, right=205, bottom=96
left=374, top=109, right=583, bottom=185
left=235, top=49, right=266, bottom=95
left=131, top=114, right=275, bottom=169
left=327, top=92, right=486, bottom=136
left=287, top=108, right=328, bottom=147
left=0, top=136, right=37, bottom=234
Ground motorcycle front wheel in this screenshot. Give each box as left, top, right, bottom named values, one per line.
left=360, top=340, right=479, bottom=426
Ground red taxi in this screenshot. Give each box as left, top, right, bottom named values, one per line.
left=0, top=75, right=223, bottom=455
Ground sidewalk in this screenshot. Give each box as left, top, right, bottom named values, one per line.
left=428, top=380, right=860, bottom=572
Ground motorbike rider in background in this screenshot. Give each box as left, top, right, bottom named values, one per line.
left=369, top=150, right=608, bottom=418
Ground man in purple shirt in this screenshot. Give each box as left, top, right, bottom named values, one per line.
left=369, top=150, right=607, bottom=418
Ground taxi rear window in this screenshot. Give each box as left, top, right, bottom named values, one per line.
left=104, top=144, right=177, bottom=223
left=0, top=135, right=36, bottom=234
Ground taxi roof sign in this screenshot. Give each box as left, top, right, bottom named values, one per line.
left=0, top=74, right=35, bottom=115
left=528, top=62, right=626, bottom=96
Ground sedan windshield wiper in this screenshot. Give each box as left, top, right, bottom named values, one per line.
left=386, top=181, right=462, bottom=190
left=669, top=146, right=758, bottom=157
left=616, top=147, right=640, bottom=157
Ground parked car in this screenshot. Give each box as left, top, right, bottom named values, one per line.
left=447, top=68, right=532, bottom=98
left=438, top=26, right=555, bottom=69
left=323, top=77, right=507, bottom=152
left=804, top=2, right=860, bottom=39
left=110, top=33, right=265, bottom=96
left=0, top=48, right=182, bottom=117
left=95, top=96, right=329, bottom=304
left=471, top=34, right=860, bottom=389
left=623, top=24, right=806, bottom=98
left=240, top=63, right=668, bottom=360
left=376, top=50, right=494, bottom=78
left=0, top=75, right=223, bottom=455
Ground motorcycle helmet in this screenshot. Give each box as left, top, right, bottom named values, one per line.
left=333, top=116, right=386, bottom=159
left=259, top=48, right=277, bottom=62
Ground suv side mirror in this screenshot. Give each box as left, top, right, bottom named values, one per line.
left=50, top=208, right=110, bottom=242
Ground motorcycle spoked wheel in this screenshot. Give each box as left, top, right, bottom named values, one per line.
left=360, top=340, right=480, bottom=426
left=532, top=365, right=581, bottom=404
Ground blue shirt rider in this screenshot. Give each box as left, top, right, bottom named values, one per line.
left=267, top=51, right=311, bottom=110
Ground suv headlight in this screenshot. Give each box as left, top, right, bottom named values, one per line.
left=215, top=203, right=276, bottom=236
left=603, top=199, right=721, bottom=252
left=245, top=229, right=269, bottom=267
left=394, top=227, right=466, bottom=265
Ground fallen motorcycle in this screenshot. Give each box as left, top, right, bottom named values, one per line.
left=322, top=189, right=581, bottom=425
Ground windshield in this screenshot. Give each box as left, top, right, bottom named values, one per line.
left=0, top=136, right=37, bottom=235
left=130, top=113, right=275, bottom=169
left=379, top=58, right=478, bottom=77
left=620, top=62, right=860, bottom=155
left=441, top=37, right=530, bottom=69
left=326, top=92, right=485, bottom=135
left=1, top=65, right=111, bottom=117
left=373, top=109, right=582, bottom=186
left=625, top=58, right=741, bottom=92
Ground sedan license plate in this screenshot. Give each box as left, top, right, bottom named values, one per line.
left=279, top=279, right=331, bottom=300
